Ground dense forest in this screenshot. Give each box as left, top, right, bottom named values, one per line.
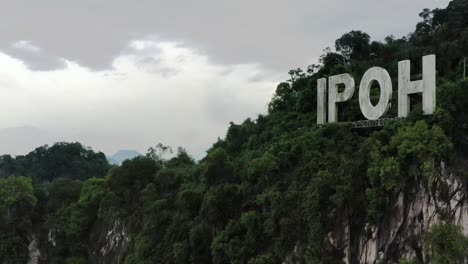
left=1, top=0, right=468, bottom=263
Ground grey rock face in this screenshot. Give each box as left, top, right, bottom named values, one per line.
left=348, top=162, right=466, bottom=263
left=284, top=161, right=467, bottom=264
left=356, top=163, right=467, bottom=263
left=27, top=235, right=41, bottom=264
left=89, top=219, right=130, bottom=264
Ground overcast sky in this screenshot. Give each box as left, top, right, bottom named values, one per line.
left=0, top=0, right=451, bottom=158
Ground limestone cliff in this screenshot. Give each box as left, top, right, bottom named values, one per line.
left=356, top=162, right=467, bottom=263
left=285, top=161, right=467, bottom=264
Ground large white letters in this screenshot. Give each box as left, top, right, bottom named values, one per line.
left=317, top=78, right=327, bottom=125
left=316, top=55, right=436, bottom=124
left=398, top=55, right=436, bottom=117
left=328, top=74, right=355, bottom=123
left=359, top=67, right=392, bottom=120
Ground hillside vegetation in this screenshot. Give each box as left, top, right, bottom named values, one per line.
left=1, top=0, right=468, bottom=263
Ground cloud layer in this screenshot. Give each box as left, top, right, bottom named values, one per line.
left=0, top=39, right=278, bottom=157
left=0, top=0, right=451, bottom=71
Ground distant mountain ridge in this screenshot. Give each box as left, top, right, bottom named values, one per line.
left=107, top=150, right=142, bottom=165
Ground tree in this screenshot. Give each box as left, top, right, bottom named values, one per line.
left=146, top=143, right=173, bottom=165
left=0, top=142, right=111, bottom=182
left=0, top=176, right=37, bottom=263
left=335, top=30, right=371, bottom=62
left=425, top=224, right=468, bottom=263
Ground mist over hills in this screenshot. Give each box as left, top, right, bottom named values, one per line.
left=0, top=126, right=144, bottom=164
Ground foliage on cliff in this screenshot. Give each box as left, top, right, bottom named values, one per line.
left=1, top=0, right=468, bottom=263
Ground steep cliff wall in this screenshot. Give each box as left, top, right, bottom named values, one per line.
left=356, top=162, right=467, bottom=263
left=88, top=219, right=130, bottom=264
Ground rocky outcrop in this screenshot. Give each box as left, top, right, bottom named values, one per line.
left=356, top=162, right=467, bottom=263
left=27, top=235, right=41, bottom=264
left=284, top=162, right=467, bottom=264
left=89, top=219, right=130, bottom=264
left=29, top=219, right=130, bottom=264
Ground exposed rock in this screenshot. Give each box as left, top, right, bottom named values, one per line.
left=89, top=219, right=130, bottom=264
left=354, top=162, right=467, bottom=263
left=27, top=235, right=41, bottom=264
left=47, top=231, right=56, bottom=247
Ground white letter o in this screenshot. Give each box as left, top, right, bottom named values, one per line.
left=359, top=67, right=393, bottom=120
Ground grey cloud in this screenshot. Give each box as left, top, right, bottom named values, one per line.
left=0, top=0, right=450, bottom=72
left=4, top=41, right=65, bottom=70
left=0, top=41, right=277, bottom=158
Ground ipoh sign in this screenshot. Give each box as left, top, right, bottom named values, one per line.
left=317, top=55, right=436, bottom=124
